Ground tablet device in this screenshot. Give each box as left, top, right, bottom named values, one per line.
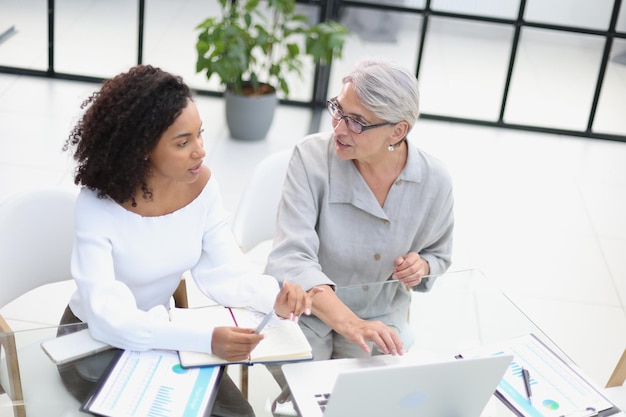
left=41, top=328, right=113, bottom=365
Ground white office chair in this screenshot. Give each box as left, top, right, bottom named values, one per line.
left=0, top=188, right=90, bottom=417
left=605, top=349, right=626, bottom=410
left=231, top=148, right=293, bottom=266
left=0, top=188, right=191, bottom=417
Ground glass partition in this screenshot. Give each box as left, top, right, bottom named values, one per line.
left=524, top=0, right=615, bottom=30
left=418, top=17, right=514, bottom=121
left=142, top=0, right=215, bottom=91
left=431, top=0, right=519, bottom=20
left=327, top=10, right=422, bottom=100
left=593, top=38, right=626, bottom=136
left=54, top=0, right=138, bottom=79
left=619, top=4, right=626, bottom=32
left=0, top=0, right=48, bottom=70
left=0, top=0, right=625, bottom=142
left=504, top=28, right=605, bottom=131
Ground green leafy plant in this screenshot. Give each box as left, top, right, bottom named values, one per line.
left=195, top=0, right=348, bottom=96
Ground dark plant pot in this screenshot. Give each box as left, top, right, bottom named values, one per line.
left=224, top=85, right=278, bottom=141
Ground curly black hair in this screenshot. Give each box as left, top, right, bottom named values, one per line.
left=63, top=65, right=193, bottom=205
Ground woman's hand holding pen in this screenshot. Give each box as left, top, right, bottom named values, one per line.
left=273, top=280, right=323, bottom=322
left=211, top=326, right=263, bottom=362
left=392, top=252, right=429, bottom=287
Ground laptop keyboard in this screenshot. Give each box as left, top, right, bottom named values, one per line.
left=314, top=392, right=331, bottom=412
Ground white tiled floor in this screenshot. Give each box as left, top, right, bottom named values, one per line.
left=2, top=1, right=626, bottom=413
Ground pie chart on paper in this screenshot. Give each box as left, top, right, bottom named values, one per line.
left=542, top=399, right=560, bottom=410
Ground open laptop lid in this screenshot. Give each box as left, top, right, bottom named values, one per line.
left=283, top=354, right=512, bottom=417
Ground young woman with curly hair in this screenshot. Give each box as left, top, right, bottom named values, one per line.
left=59, top=65, right=313, bottom=417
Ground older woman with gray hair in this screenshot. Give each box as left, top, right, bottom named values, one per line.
left=266, top=57, right=454, bottom=413
left=267, top=57, right=454, bottom=374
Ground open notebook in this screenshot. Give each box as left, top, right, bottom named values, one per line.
left=170, top=306, right=312, bottom=367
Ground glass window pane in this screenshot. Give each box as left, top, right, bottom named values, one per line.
left=406, top=0, right=426, bottom=8
left=617, top=2, right=626, bottom=33
left=524, top=0, right=614, bottom=31
left=348, top=0, right=425, bottom=11
left=54, top=0, right=137, bottom=79
left=0, top=0, right=48, bottom=70
left=431, top=0, right=520, bottom=20
left=144, top=0, right=215, bottom=92
left=324, top=10, right=422, bottom=129
left=418, top=18, right=514, bottom=121
left=505, top=28, right=605, bottom=131
left=593, top=38, right=626, bottom=136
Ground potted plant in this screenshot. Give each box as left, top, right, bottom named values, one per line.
left=195, top=0, right=348, bottom=141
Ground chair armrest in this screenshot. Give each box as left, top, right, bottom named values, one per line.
left=607, top=349, right=626, bottom=388
left=0, top=314, right=26, bottom=417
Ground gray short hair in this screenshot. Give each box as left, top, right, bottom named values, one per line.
left=342, top=59, right=420, bottom=133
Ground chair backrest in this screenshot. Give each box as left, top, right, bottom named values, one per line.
left=231, top=149, right=292, bottom=253
left=0, top=188, right=77, bottom=309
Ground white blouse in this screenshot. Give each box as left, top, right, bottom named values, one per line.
left=69, top=176, right=279, bottom=354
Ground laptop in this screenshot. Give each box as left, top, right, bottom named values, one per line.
left=282, top=353, right=513, bottom=417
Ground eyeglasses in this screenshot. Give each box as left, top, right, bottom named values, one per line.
left=326, top=99, right=393, bottom=134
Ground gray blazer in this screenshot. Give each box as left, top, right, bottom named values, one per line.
left=266, top=132, right=454, bottom=341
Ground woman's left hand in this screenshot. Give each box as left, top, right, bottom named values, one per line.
left=391, top=252, right=429, bottom=287
left=273, top=280, right=322, bottom=321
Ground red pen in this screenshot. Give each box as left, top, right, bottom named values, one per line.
left=228, top=307, right=239, bottom=327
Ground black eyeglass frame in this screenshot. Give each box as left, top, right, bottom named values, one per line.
left=326, top=99, right=394, bottom=134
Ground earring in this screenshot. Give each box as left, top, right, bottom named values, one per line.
left=388, top=144, right=394, bottom=152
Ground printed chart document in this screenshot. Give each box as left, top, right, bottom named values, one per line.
left=82, top=349, right=221, bottom=417
left=170, top=306, right=313, bottom=367
left=460, top=334, right=619, bottom=417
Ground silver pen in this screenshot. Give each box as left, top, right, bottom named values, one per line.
left=521, top=367, right=533, bottom=403
left=254, top=309, right=274, bottom=334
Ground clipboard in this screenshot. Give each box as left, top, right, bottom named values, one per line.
left=82, top=349, right=223, bottom=417
left=459, top=334, right=621, bottom=417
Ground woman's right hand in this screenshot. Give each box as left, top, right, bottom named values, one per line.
left=211, top=326, right=263, bottom=362
left=340, top=317, right=404, bottom=356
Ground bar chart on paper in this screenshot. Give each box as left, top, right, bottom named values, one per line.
left=149, top=385, right=175, bottom=417
left=83, top=349, right=221, bottom=417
